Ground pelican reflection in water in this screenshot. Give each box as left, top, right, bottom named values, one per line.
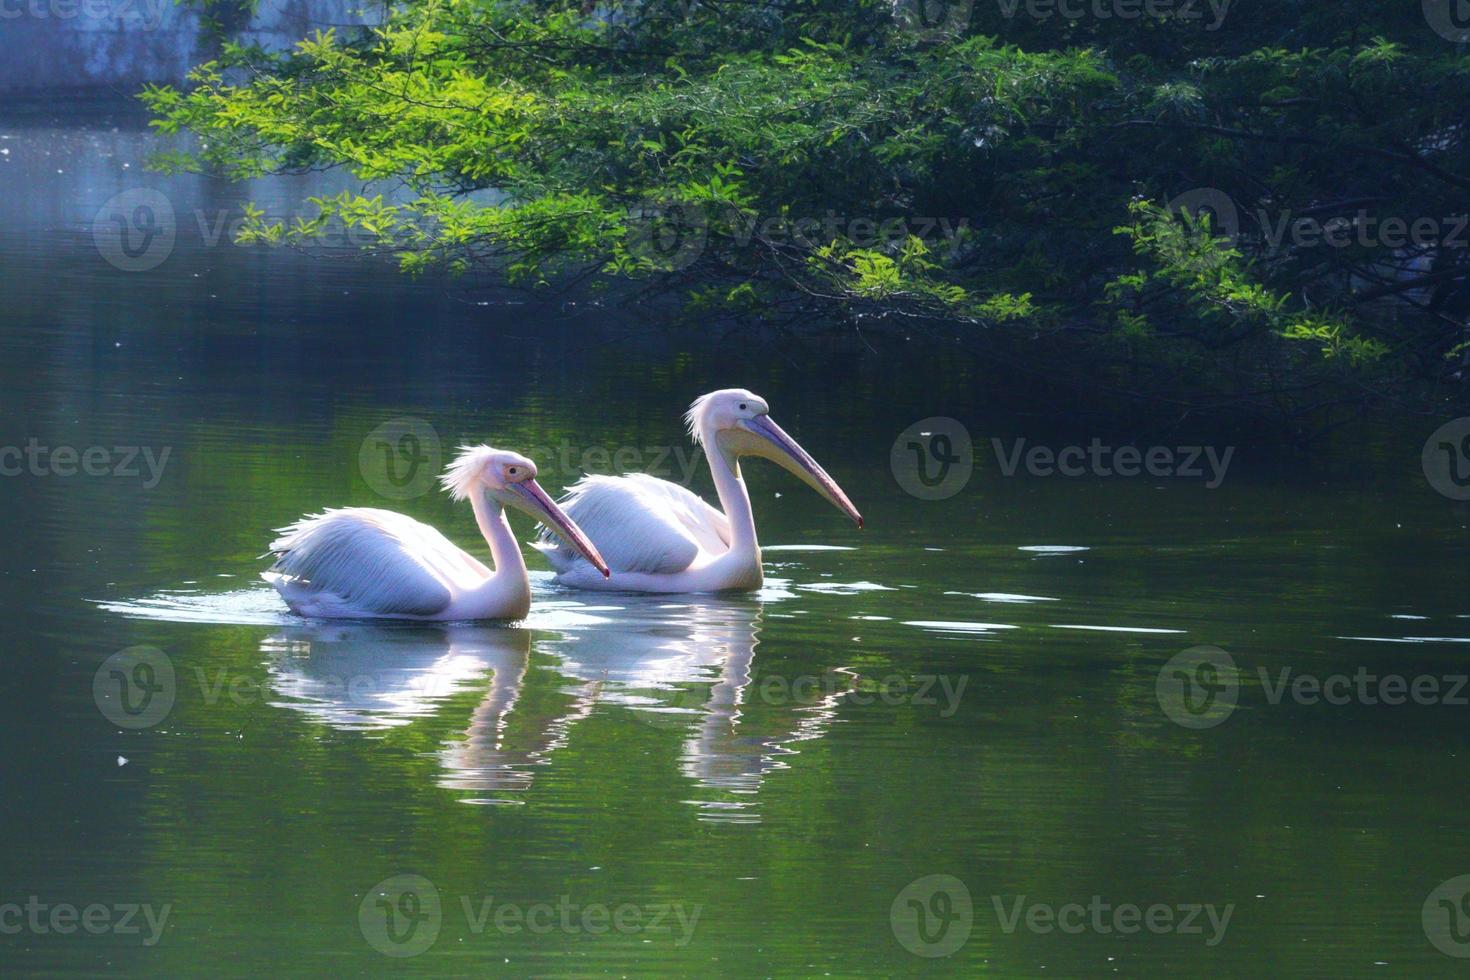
left=261, top=596, right=847, bottom=816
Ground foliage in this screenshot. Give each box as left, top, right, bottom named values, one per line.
left=143, top=0, right=1470, bottom=418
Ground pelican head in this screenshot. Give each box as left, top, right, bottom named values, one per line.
left=686, top=389, right=863, bottom=528
left=441, top=447, right=611, bottom=577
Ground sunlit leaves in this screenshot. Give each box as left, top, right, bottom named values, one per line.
left=1113, top=200, right=1383, bottom=364
left=144, top=0, right=1096, bottom=328
left=141, top=0, right=1469, bottom=404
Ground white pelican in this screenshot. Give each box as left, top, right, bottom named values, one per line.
left=263, top=446, right=609, bottom=620
left=536, top=389, right=861, bottom=592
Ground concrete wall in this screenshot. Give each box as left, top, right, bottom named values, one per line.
left=0, top=0, right=382, bottom=92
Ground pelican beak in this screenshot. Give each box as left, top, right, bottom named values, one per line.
left=508, top=479, right=611, bottom=578
left=739, top=415, right=863, bottom=528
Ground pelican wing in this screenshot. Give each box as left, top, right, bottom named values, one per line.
left=264, top=508, right=480, bottom=617
left=536, top=474, right=730, bottom=575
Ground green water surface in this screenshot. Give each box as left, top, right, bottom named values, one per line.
left=2, top=102, right=1469, bottom=977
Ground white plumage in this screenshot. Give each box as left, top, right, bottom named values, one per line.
left=264, top=508, right=480, bottom=619
left=261, top=445, right=609, bottom=620
left=536, top=389, right=862, bottom=593
left=535, top=474, right=730, bottom=576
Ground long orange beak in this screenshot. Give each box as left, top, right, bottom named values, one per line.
left=509, top=479, right=611, bottom=578
left=742, top=415, right=863, bottom=528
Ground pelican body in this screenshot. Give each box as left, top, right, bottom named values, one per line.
left=263, top=447, right=608, bottom=620
left=537, top=389, right=861, bottom=593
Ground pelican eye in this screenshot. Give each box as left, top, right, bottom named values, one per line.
left=508, top=467, right=518, bottom=475
left=739, top=402, right=747, bottom=410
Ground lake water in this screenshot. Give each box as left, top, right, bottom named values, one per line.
left=3, top=99, right=1470, bottom=975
